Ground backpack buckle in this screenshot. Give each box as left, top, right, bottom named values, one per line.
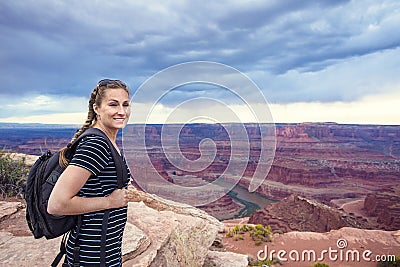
left=73, top=246, right=80, bottom=266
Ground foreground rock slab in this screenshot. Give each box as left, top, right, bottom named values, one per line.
left=122, top=223, right=151, bottom=262
left=0, top=231, right=62, bottom=266
left=204, top=250, right=248, bottom=267
left=0, top=221, right=149, bottom=267
left=0, top=201, right=23, bottom=222
left=0, top=200, right=249, bottom=267
left=123, top=201, right=223, bottom=267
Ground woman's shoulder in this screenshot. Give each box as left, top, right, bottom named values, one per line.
left=70, top=134, right=112, bottom=175
left=76, top=134, right=111, bottom=154
left=80, top=133, right=109, bottom=144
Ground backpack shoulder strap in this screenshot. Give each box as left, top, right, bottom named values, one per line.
left=74, top=128, right=127, bottom=189
left=77, top=128, right=126, bottom=266
left=61, top=128, right=127, bottom=266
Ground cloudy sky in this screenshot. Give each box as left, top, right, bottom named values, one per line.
left=0, top=0, right=399, bottom=125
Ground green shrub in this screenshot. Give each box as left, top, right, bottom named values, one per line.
left=255, top=224, right=264, bottom=231
left=0, top=151, right=29, bottom=198
left=232, top=225, right=240, bottom=234
left=225, top=223, right=276, bottom=246
left=248, top=255, right=272, bottom=266
left=225, top=231, right=234, bottom=238
left=248, top=255, right=283, bottom=267
left=273, top=229, right=284, bottom=234
left=254, top=240, right=263, bottom=246
left=240, top=224, right=251, bottom=233
left=233, top=235, right=245, bottom=241
left=251, top=224, right=272, bottom=243
left=313, top=263, right=330, bottom=267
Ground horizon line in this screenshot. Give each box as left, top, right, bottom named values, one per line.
left=1, top=121, right=400, bottom=127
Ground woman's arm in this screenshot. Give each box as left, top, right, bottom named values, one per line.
left=47, top=165, right=128, bottom=216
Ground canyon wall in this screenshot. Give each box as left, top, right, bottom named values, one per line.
left=248, top=195, right=371, bottom=233
left=123, top=123, right=400, bottom=229
left=124, top=123, right=400, bottom=198
left=1, top=122, right=399, bottom=229
left=364, top=185, right=400, bottom=230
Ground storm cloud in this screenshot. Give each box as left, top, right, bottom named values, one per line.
left=0, top=0, right=399, bottom=123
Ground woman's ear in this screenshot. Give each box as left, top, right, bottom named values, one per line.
left=93, top=103, right=98, bottom=115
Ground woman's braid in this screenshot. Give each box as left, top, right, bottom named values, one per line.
left=59, top=86, right=99, bottom=167
left=58, top=80, right=129, bottom=168
left=70, top=88, right=98, bottom=143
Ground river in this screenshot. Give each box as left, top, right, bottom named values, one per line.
left=172, top=175, right=277, bottom=219
left=216, top=179, right=277, bottom=219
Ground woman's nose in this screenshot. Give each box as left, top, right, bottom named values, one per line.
left=117, top=105, right=126, bottom=114
left=117, top=104, right=130, bottom=114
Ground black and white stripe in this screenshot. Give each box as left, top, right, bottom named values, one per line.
left=65, top=135, right=129, bottom=267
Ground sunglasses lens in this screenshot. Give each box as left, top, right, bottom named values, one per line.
left=98, top=79, right=113, bottom=87
left=97, top=79, right=126, bottom=88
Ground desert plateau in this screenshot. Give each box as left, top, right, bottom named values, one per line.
left=0, top=122, right=399, bottom=266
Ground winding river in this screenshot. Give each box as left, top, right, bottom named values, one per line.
left=172, top=175, right=276, bottom=219
left=220, top=181, right=277, bottom=219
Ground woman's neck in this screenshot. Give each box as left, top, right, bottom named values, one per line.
left=92, top=123, right=118, bottom=142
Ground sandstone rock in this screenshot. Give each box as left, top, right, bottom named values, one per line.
left=198, top=195, right=244, bottom=221
left=327, top=227, right=400, bottom=247
left=203, top=250, right=248, bottom=267
left=123, top=201, right=223, bottom=267
left=122, top=222, right=151, bottom=262
left=394, top=230, right=400, bottom=244
left=0, top=198, right=224, bottom=267
left=8, top=153, right=38, bottom=166
left=248, top=195, right=372, bottom=233
left=126, top=186, right=224, bottom=232
left=364, top=186, right=400, bottom=230
left=0, top=231, right=62, bottom=266
left=0, top=189, right=225, bottom=267
left=0, top=201, right=23, bottom=222
left=0, top=220, right=150, bottom=266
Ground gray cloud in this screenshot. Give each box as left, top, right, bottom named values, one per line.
left=0, top=0, right=399, bottom=106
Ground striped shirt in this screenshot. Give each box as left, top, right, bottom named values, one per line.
left=65, top=135, right=129, bottom=267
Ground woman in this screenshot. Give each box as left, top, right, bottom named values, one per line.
left=48, top=79, right=132, bottom=266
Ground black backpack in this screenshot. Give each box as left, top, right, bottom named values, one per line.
left=24, top=128, right=128, bottom=266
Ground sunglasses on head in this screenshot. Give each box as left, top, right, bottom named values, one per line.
left=97, top=79, right=127, bottom=88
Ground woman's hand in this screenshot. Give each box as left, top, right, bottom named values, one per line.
left=48, top=166, right=131, bottom=215
left=107, top=188, right=129, bottom=209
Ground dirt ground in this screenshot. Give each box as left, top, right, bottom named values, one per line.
left=0, top=208, right=31, bottom=236
left=222, top=226, right=400, bottom=267
left=221, top=198, right=400, bottom=267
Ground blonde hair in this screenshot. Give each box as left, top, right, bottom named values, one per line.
left=59, top=80, right=129, bottom=167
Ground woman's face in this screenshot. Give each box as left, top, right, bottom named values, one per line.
left=94, top=88, right=131, bottom=131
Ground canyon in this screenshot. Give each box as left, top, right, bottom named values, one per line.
left=122, top=122, right=400, bottom=230
left=1, top=122, right=399, bottom=230
left=1, top=122, right=399, bottom=266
